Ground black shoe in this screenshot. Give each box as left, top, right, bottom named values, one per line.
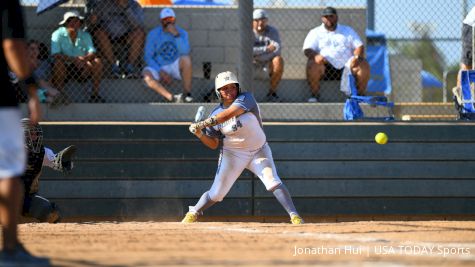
left=124, top=64, right=139, bottom=79
left=111, top=63, right=122, bottom=79
left=0, top=244, right=50, bottom=266
left=88, top=95, right=106, bottom=103
left=266, top=93, right=280, bottom=102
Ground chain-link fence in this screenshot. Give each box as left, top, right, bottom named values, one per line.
left=17, top=0, right=473, bottom=121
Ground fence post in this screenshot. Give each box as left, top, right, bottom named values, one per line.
left=238, top=0, right=254, bottom=92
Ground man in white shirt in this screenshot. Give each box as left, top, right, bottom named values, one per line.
left=302, top=7, right=370, bottom=102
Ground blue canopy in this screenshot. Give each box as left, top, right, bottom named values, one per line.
left=421, top=70, right=443, bottom=88
left=173, top=0, right=225, bottom=5
left=37, top=0, right=69, bottom=15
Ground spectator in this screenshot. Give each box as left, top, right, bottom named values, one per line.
left=86, top=0, right=145, bottom=78
left=51, top=10, right=105, bottom=103
left=302, top=6, right=370, bottom=102
left=457, top=6, right=475, bottom=87
left=0, top=1, right=49, bottom=265
left=143, top=8, right=193, bottom=102
left=27, top=40, right=60, bottom=106
left=253, top=9, right=284, bottom=102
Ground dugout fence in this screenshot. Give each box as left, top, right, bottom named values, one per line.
left=18, top=0, right=469, bottom=121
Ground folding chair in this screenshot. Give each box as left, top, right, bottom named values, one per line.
left=343, top=73, right=394, bottom=120
left=453, top=70, right=475, bottom=120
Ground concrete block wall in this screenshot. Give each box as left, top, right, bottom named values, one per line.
left=389, top=55, right=423, bottom=103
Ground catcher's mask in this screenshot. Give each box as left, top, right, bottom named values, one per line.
left=21, top=118, right=43, bottom=153
left=215, top=71, right=240, bottom=101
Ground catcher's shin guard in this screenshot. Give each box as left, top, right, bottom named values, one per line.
left=25, top=194, right=62, bottom=223
left=53, top=145, right=77, bottom=173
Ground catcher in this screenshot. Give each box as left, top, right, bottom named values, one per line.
left=21, top=118, right=77, bottom=223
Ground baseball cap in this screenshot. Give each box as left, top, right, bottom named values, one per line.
left=322, top=6, right=337, bottom=16
left=160, top=8, right=176, bottom=20
left=59, top=10, right=84, bottom=25
left=253, top=9, right=268, bottom=20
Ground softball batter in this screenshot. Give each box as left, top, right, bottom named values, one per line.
left=182, top=71, right=304, bottom=224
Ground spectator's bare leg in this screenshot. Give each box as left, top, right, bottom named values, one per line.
left=269, top=55, right=284, bottom=94
left=306, top=59, right=325, bottom=96
left=90, top=58, right=103, bottom=96
left=0, top=177, right=23, bottom=250
left=52, top=59, right=66, bottom=92
left=351, top=60, right=370, bottom=95
left=179, top=55, right=192, bottom=94
left=457, top=63, right=471, bottom=87
left=143, top=70, right=173, bottom=101
left=127, top=28, right=145, bottom=67
left=94, top=29, right=115, bottom=65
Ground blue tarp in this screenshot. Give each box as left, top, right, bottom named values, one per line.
left=174, top=0, right=225, bottom=5
left=37, top=0, right=68, bottom=14
left=366, top=29, right=392, bottom=95
left=421, top=70, right=443, bottom=88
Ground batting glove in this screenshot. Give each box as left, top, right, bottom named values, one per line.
left=189, top=123, right=203, bottom=138
left=189, top=123, right=199, bottom=134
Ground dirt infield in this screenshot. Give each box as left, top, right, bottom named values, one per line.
left=13, top=220, right=475, bottom=266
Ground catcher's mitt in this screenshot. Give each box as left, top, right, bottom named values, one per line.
left=53, top=145, right=77, bottom=173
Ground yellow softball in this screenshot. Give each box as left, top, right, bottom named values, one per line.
left=375, top=132, right=388, bottom=145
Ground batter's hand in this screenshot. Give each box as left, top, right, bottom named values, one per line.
left=189, top=122, right=203, bottom=137
left=189, top=122, right=198, bottom=134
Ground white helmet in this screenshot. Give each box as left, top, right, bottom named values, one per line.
left=215, top=71, right=240, bottom=100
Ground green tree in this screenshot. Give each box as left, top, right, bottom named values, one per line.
left=389, top=22, right=445, bottom=80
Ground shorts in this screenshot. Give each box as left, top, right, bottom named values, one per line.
left=142, top=58, right=182, bottom=81
left=462, top=23, right=473, bottom=66
left=253, top=62, right=271, bottom=80
left=326, top=58, right=354, bottom=96
left=0, top=109, right=26, bottom=178
left=323, top=63, right=343, bottom=80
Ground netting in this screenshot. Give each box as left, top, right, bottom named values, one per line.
left=17, top=0, right=473, bottom=121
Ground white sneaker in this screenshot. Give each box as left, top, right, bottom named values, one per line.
left=184, top=95, right=193, bottom=103
left=172, top=93, right=183, bottom=103
left=308, top=97, right=318, bottom=103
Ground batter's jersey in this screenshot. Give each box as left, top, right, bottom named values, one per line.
left=302, top=23, right=363, bottom=69
left=205, top=92, right=266, bottom=151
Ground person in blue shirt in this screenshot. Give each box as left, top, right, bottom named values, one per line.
left=143, top=8, right=193, bottom=103
left=51, top=10, right=105, bottom=103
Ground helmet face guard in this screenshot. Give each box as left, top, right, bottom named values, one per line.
left=21, top=118, right=43, bottom=153
left=214, top=71, right=241, bottom=101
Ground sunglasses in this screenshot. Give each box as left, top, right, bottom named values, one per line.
left=161, top=17, right=176, bottom=24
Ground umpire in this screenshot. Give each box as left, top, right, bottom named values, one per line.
left=0, top=1, right=50, bottom=265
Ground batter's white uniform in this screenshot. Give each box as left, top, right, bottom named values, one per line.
left=204, top=92, right=282, bottom=201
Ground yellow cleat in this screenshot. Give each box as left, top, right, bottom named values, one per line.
left=181, top=212, right=199, bottom=223
left=290, top=214, right=304, bottom=225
